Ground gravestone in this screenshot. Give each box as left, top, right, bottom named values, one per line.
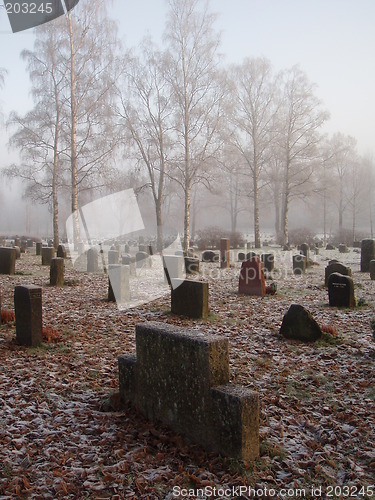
left=14, top=238, right=20, bottom=248
left=220, top=238, right=230, bottom=269
left=124, top=244, right=130, bottom=254
left=35, top=242, right=42, bottom=256
left=108, top=265, right=130, bottom=303
left=27, top=239, right=33, bottom=248
left=108, top=250, right=120, bottom=265
left=328, top=272, right=356, bottom=308
left=138, top=244, right=147, bottom=253
left=339, top=244, right=349, bottom=253
left=185, top=257, right=200, bottom=275
left=136, top=251, right=151, bottom=269
left=163, top=255, right=184, bottom=286
left=361, top=239, right=375, bottom=272
left=370, top=260, right=375, bottom=280
left=238, top=257, right=266, bottom=297
left=50, top=258, right=64, bottom=287
left=293, top=255, right=306, bottom=275
left=326, top=244, right=335, bottom=250
left=246, top=251, right=257, bottom=260
left=87, top=248, right=99, bottom=273
left=171, top=280, right=208, bottom=319
left=280, top=304, right=322, bottom=342
left=57, top=244, right=67, bottom=259
left=148, top=244, right=154, bottom=256
left=202, top=250, right=219, bottom=263
left=118, top=322, right=259, bottom=461
left=14, top=285, right=43, bottom=347
left=14, top=246, right=21, bottom=260
left=0, top=247, right=16, bottom=275
left=41, top=247, right=55, bottom=266
left=122, top=255, right=136, bottom=276
left=300, top=243, right=310, bottom=261
left=261, top=253, right=275, bottom=273
left=353, top=241, right=361, bottom=248
left=238, top=252, right=246, bottom=262
left=325, top=262, right=352, bottom=286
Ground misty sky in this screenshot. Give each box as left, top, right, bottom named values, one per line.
left=1, top=0, right=374, bottom=157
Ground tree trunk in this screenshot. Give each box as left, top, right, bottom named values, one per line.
left=52, top=118, right=59, bottom=249
left=68, top=12, right=80, bottom=249
left=156, top=201, right=163, bottom=253
left=184, top=182, right=191, bottom=251
left=253, top=171, right=261, bottom=248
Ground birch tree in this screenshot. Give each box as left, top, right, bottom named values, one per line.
left=116, top=42, right=173, bottom=252
left=228, top=57, right=278, bottom=248
left=164, top=0, right=225, bottom=250
left=277, top=65, right=329, bottom=245
left=5, top=23, right=66, bottom=247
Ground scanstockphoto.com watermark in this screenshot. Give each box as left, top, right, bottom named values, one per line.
left=172, top=484, right=375, bottom=498
left=1, top=0, right=80, bottom=33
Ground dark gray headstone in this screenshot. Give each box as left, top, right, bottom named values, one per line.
left=325, top=262, right=352, bottom=286
left=57, top=244, right=67, bottom=259
left=0, top=247, right=16, bottom=275
left=136, top=251, right=151, bottom=269
left=280, top=304, right=322, bottom=342
left=328, top=272, right=356, bottom=308
left=370, top=260, right=375, bottom=280
left=50, top=258, right=64, bottom=287
left=202, top=250, right=219, bottom=263
left=261, top=253, right=275, bottom=273
left=361, top=239, right=375, bottom=272
left=35, top=242, right=42, bottom=256
left=171, top=280, right=209, bottom=319
left=14, top=285, right=43, bottom=347
left=185, top=257, right=200, bottom=275
left=293, top=254, right=306, bottom=274
left=108, top=250, right=120, bottom=265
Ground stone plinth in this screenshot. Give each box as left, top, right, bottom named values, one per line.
left=0, top=247, right=16, bottom=275
left=50, top=258, right=64, bottom=286
left=171, top=280, right=208, bottom=319
left=41, top=247, right=55, bottom=266
left=118, top=322, right=259, bottom=461
left=14, top=285, right=43, bottom=347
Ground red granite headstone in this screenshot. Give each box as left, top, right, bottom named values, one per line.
left=238, top=256, right=266, bottom=297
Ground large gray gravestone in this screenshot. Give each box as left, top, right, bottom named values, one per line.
left=41, top=247, right=55, bottom=266
left=50, top=258, right=64, bottom=287
left=87, top=248, right=99, bottom=273
left=328, top=272, right=356, bottom=308
left=118, top=322, right=259, bottom=461
left=0, top=247, right=16, bottom=275
left=325, top=262, right=352, bottom=286
left=14, top=285, right=43, bottom=347
left=171, top=280, right=208, bottom=319
left=361, top=239, right=375, bottom=272
left=108, top=265, right=130, bottom=303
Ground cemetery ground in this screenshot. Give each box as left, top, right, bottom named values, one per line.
left=0, top=248, right=375, bottom=499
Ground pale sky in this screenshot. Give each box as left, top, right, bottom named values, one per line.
left=0, top=0, right=374, bottom=158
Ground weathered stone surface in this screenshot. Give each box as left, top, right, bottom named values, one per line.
left=0, top=247, right=16, bottom=275
left=118, top=322, right=259, bottom=461
left=185, top=257, right=200, bottom=275
left=293, top=254, right=306, bottom=274
left=57, top=244, right=67, bottom=259
left=163, top=255, right=184, bottom=286
left=87, top=248, right=99, bottom=273
left=14, top=246, right=21, bottom=259
left=326, top=244, right=335, bottom=250
left=108, top=250, right=120, bottom=265
left=171, top=280, right=208, bottom=319
left=238, top=257, right=266, bottom=297
left=238, top=252, right=246, bottom=262
left=220, top=238, right=230, bottom=269
left=325, top=262, right=352, bottom=286
left=14, top=285, right=43, bottom=347
left=328, top=272, right=356, bottom=308
left=108, top=265, right=130, bottom=303
left=261, top=253, right=275, bottom=273
left=370, top=260, right=375, bottom=280
left=300, top=243, right=310, bottom=261
left=41, top=247, right=55, bottom=266
left=35, top=242, right=42, bottom=256
left=136, top=251, right=151, bottom=269
left=50, top=258, right=64, bottom=287
left=338, top=244, right=349, bottom=253
left=361, top=239, right=375, bottom=272
left=122, top=254, right=136, bottom=276
left=202, top=250, right=219, bottom=263
left=280, top=304, right=322, bottom=342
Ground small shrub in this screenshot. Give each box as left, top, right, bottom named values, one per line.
left=1, top=309, right=15, bottom=324
left=195, top=227, right=245, bottom=250
left=321, top=324, right=338, bottom=337
left=42, top=326, right=62, bottom=343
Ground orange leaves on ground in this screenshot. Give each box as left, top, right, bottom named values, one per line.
left=42, top=326, right=63, bottom=343
left=1, top=309, right=15, bottom=324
